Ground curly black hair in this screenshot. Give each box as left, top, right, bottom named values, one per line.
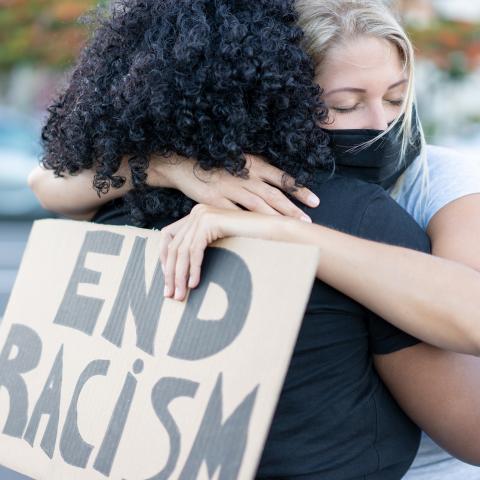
left=41, top=0, right=333, bottom=226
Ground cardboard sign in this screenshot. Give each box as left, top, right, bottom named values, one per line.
left=0, top=219, right=319, bottom=480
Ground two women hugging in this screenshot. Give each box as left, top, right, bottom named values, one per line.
left=30, top=1, right=480, bottom=479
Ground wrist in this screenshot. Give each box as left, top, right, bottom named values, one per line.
left=146, top=154, right=176, bottom=189
left=263, top=215, right=306, bottom=243
left=273, top=216, right=329, bottom=246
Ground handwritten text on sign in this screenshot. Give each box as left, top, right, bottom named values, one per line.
left=0, top=220, right=318, bottom=479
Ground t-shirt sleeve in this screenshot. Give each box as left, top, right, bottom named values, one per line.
left=424, top=146, right=480, bottom=228
left=392, top=145, right=480, bottom=230
left=357, top=187, right=431, bottom=355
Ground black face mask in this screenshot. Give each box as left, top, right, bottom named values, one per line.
left=325, top=112, right=422, bottom=189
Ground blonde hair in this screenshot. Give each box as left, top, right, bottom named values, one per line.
left=295, top=0, right=428, bottom=193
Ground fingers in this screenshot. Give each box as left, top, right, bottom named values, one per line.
left=187, top=236, right=206, bottom=289
left=227, top=187, right=281, bottom=216
left=288, top=184, right=320, bottom=209
left=249, top=157, right=320, bottom=209
left=163, top=239, right=178, bottom=298
left=216, top=198, right=242, bottom=211
left=172, top=226, right=197, bottom=301
left=158, top=216, right=190, bottom=267
left=162, top=221, right=192, bottom=299
left=243, top=179, right=312, bottom=222
left=160, top=206, right=212, bottom=302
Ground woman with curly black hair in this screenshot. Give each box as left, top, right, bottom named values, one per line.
left=38, top=0, right=333, bottom=226
left=30, top=0, right=480, bottom=479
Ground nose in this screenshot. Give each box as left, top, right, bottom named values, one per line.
left=364, top=103, right=389, bottom=131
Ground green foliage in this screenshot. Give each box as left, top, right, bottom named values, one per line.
left=3, top=1, right=480, bottom=77
left=0, top=0, right=103, bottom=70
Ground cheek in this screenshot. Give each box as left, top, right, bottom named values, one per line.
left=386, top=103, right=404, bottom=120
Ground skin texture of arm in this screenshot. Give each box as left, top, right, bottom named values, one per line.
left=374, top=343, right=480, bottom=466
left=158, top=204, right=480, bottom=356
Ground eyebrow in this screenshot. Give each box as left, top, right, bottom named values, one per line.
left=325, top=79, right=408, bottom=96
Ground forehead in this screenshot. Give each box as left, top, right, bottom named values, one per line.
left=317, top=36, right=406, bottom=91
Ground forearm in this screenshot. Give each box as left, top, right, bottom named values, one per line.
left=28, top=154, right=177, bottom=220
left=28, top=163, right=128, bottom=220
left=274, top=219, right=480, bottom=355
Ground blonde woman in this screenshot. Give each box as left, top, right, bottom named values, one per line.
left=29, top=1, right=480, bottom=478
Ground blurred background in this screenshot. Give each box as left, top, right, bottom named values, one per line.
left=0, top=0, right=479, bottom=478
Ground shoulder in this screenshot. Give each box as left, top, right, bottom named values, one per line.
left=426, top=144, right=480, bottom=174
left=424, top=144, right=480, bottom=187
left=424, top=145, right=480, bottom=228
left=391, top=145, right=480, bottom=230
left=305, top=175, right=430, bottom=253
left=304, top=175, right=386, bottom=233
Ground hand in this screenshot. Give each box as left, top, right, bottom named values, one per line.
left=150, top=154, right=319, bottom=222
left=159, top=204, right=288, bottom=301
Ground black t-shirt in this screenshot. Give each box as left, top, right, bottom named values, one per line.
left=93, top=175, right=430, bottom=480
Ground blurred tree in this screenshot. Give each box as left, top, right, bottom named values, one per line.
left=390, top=0, right=480, bottom=77
left=0, top=0, right=107, bottom=70
left=2, top=0, right=480, bottom=76
left=407, top=19, right=480, bottom=78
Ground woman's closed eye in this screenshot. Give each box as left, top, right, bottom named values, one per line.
left=384, top=98, right=404, bottom=106
left=331, top=99, right=404, bottom=114
left=331, top=104, right=360, bottom=114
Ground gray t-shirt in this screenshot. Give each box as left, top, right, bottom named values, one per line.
left=391, top=144, right=480, bottom=230
left=389, top=144, right=480, bottom=479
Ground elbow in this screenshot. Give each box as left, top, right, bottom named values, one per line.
left=27, top=168, right=48, bottom=209
left=27, top=167, right=39, bottom=192
left=28, top=166, right=59, bottom=212
left=28, top=182, right=51, bottom=212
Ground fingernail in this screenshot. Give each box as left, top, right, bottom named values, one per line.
left=188, top=277, right=194, bottom=288
left=174, top=287, right=182, bottom=300
left=301, top=215, right=312, bottom=223
left=308, top=194, right=320, bottom=207
left=164, top=285, right=171, bottom=297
